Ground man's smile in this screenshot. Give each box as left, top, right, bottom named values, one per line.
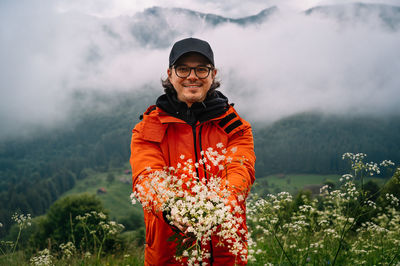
left=183, top=84, right=202, bottom=87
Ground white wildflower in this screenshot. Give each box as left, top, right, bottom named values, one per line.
left=30, top=249, right=53, bottom=266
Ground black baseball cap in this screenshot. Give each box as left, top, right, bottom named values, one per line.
left=169, top=37, right=214, bottom=67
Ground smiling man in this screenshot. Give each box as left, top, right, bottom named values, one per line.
left=130, top=37, right=256, bottom=265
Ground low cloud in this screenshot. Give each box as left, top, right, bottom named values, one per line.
left=211, top=8, right=400, bottom=122
left=1, top=0, right=399, bottom=138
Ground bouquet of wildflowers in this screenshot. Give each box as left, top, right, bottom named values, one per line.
left=131, top=143, right=248, bottom=264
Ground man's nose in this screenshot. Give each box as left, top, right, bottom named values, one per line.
left=187, top=69, right=198, bottom=80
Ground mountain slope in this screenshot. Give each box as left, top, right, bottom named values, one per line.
left=305, top=3, right=400, bottom=30
left=254, top=112, right=400, bottom=176
left=129, top=6, right=277, bottom=48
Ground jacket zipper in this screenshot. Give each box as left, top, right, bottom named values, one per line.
left=192, top=123, right=208, bottom=182
left=192, top=125, right=200, bottom=180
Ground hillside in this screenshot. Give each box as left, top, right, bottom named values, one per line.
left=129, top=6, right=277, bottom=48
left=305, top=3, right=400, bottom=29
left=254, top=112, right=400, bottom=176
left=60, top=166, right=144, bottom=230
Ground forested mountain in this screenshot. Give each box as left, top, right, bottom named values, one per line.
left=305, top=3, right=400, bottom=30
left=1, top=90, right=399, bottom=237
left=129, top=3, right=400, bottom=47
left=254, top=112, right=400, bottom=175
left=129, top=6, right=277, bottom=48
left=127, top=3, right=400, bottom=49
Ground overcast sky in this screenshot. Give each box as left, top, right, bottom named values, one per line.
left=1, top=0, right=400, bottom=138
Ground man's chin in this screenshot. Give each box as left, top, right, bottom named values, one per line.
left=184, top=94, right=203, bottom=103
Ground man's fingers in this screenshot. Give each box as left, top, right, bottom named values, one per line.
left=172, top=220, right=186, bottom=232
left=182, top=235, right=196, bottom=245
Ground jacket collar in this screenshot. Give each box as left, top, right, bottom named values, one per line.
left=156, top=90, right=229, bottom=125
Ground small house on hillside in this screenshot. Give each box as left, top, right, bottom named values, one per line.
left=97, top=187, right=107, bottom=194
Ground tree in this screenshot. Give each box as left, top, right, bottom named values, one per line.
left=119, top=209, right=144, bottom=231
left=106, top=173, right=115, bottom=186
left=379, top=168, right=400, bottom=204
left=30, top=193, right=106, bottom=250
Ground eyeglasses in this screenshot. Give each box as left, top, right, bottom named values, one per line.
left=173, top=65, right=214, bottom=79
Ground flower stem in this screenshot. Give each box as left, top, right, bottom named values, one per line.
left=273, top=231, right=294, bottom=266
left=12, top=227, right=22, bottom=254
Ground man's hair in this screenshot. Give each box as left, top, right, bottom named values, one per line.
left=161, top=72, right=221, bottom=96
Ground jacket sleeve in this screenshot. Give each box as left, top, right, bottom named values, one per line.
left=224, top=119, right=256, bottom=202
left=130, top=119, right=168, bottom=220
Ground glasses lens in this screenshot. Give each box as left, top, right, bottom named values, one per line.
left=195, top=67, right=210, bottom=78
left=175, top=66, right=190, bottom=78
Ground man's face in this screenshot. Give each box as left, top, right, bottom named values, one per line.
left=168, top=53, right=217, bottom=107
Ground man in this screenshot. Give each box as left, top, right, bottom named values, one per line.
left=130, top=37, right=255, bottom=265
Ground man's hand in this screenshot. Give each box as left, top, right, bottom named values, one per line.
left=170, top=215, right=196, bottom=244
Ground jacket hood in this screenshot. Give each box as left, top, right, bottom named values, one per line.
left=156, top=90, right=230, bottom=125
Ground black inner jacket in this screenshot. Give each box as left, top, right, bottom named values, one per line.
left=156, top=90, right=230, bottom=126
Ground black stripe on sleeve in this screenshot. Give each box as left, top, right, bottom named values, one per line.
left=224, top=120, right=243, bottom=134
left=218, top=113, right=237, bottom=128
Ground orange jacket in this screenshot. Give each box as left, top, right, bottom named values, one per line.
left=130, top=103, right=256, bottom=265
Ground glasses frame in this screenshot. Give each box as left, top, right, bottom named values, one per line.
left=173, top=65, right=214, bottom=79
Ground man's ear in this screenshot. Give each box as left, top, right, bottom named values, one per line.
left=167, top=68, right=172, bottom=78
left=212, top=68, right=217, bottom=78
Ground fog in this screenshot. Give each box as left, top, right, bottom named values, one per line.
left=1, top=0, right=400, bottom=138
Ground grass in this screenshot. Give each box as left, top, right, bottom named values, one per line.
left=252, top=173, right=388, bottom=196
left=61, top=167, right=143, bottom=222
left=253, top=174, right=339, bottom=195
left=0, top=247, right=145, bottom=266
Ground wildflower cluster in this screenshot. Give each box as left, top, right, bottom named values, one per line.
left=342, top=152, right=393, bottom=177
left=247, top=153, right=399, bottom=265
left=76, top=211, right=124, bottom=236
left=11, top=213, right=32, bottom=229
left=342, top=152, right=367, bottom=167
left=59, top=241, right=76, bottom=259
left=84, top=251, right=92, bottom=259
left=0, top=212, right=32, bottom=256
left=131, top=144, right=248, bottom=265
left=350, top=196, right=400, bottom=264
left=75, top=211, right=124, bottom=260
left=29, top=249, right=53, bottom=266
